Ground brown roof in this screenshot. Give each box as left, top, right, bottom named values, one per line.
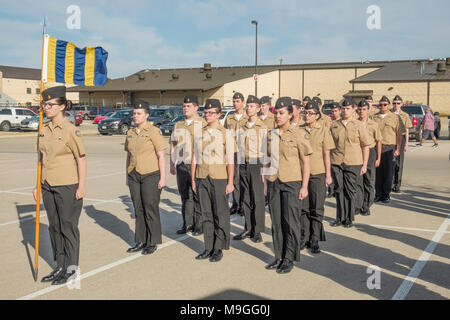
left=0, top=65, right=41, bottom=80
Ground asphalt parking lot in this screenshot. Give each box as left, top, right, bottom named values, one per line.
left=0, top=119, right=449, bottom=300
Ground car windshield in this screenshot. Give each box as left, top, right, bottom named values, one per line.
left=401, top=106, right=424, bottom=115
left=172, top=115, right=185, bottom=122
left=109, top=111, right=131, bottom=119
left=149, top=109, right=167, bottom=117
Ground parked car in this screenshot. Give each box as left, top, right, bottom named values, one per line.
left=98, top=109, right=133, bottom=135
left=401, top=104, right=441, bottom=141
left=147, top=107, right=182, bottom=127
left=0, top=107, right=36, bottom=131
left=160, top=115, right=186, bottom=135
left=88, top=106, right=114, bottom=120
left=72, top=105, right=93, bottom=120
left=20, top=111, right=75, bottom=131
left=220, top=109, right=235, bottom=126
left=94, top=112, right=113, bottom=124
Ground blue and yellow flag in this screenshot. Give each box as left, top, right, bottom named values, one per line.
left=42, top=34, right=108, bottom=86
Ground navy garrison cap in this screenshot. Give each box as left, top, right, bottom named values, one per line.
left=275, top=97, right=292, bottom=108
left=358, top=99, right=370, bottom=108
left=260, top=96, right=270, bottom=104
left=379, top=95, right=390, bottom=104
left=246, top=95, right=260, bottom=104
left=342, top=97, right=356, bottom=107
left=312, top=96, right=322, bottom=105
left=393, top=95, right=403, bottom=102
left=233, top=92, right=244, bottom=100
left=184, top=95, right=199, bottom=104
left=291, top=99, right=302, bottom=107
left=204, top=99, right=221, bottom=109
left=42, top=86, right=66, bottom=102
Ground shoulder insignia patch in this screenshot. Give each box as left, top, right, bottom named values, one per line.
left=75, top=130, right=81, bottom=136
left=305, top=133, right=309, bottom=139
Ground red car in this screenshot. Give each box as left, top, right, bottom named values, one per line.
left=74, top=114, right=83, bottom=126
left=94, top=112, right=113, bottom=124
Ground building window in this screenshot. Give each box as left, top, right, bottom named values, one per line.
left=27, top=88, right=31, bottom=94
left=35, top=88, right=40, bottom=94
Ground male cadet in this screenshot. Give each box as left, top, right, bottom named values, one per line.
left=233, top=95, right=267, bottom=243
left=391, top=95, right=412, bottom=193
left=330, top=97, right=371, bottom=228
left=259, top=96, right=275, bottom=129
left=327, top=101, right=342, bottom=198
left=302, top=96, right=311, bottom=107
left=191, top=99, right=235, bottom=262
left=365, top=95, right=379, bottom=118
left=170, top=95, right=206, bottom=235
left=312, top=96, right=332, bottom=128
left=372, top=96, right=405, bottom=203
left=291, top=99, right=305, bottom=126
left=355, top=99, right=382, bottom=216
left=225, top=92, right=248, bottom=216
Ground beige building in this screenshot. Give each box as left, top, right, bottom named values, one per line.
left=0, top=65, right=79, bottom=106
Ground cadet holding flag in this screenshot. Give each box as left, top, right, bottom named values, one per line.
left=373, top=96, right=405, bottom=203
left=34, top=86, right=86, bottom=285
left=234, top=95, right=267, bottom=243
left=391, top=95, right=412, bottom=193
left=329, top=97, right=371, bottom=228
left=170, top=95, right=206, bottom=235
left=265, top=97, right=312, bottom=274
left=356, top=99, right=382, bottom=216
left=299, top=101, right=335, bottom=254
left=125, top=104, right=167, bottom=255
left=192, top=99, right=235, bottom=262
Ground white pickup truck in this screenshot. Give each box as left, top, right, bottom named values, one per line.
left=0, top=107, right=37, bottom=131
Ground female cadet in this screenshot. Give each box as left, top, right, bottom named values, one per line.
left=125, top=104, right=167, bottom=255
left=299, top=101, right=335, bottom=254
left=265, top=96, right=312, bottom=274
left=33, top=86, right=86, bottom=285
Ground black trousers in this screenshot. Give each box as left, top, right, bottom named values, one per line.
left=128, top=169, right=162, bottom=245
left=332, top=164, right=361, bottom=223
left=231, top=153, right=242, bottom=212
left=176, top=162, right=202, bottom=230
left=393, top=136, right=406, bottom=190
left=42, top=181, right=83, bottom=269
left=198, top=177, right=230, bottom=251
left=239, top=163, right=265, bottom=235
left=267, top=179, right=303, bottom=262
left=356, top=147, right=377, bottom=214
left=301, top=174, right=327, bottom=243
left=376, top=145, right=395, bottom=200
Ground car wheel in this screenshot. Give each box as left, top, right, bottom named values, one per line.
left=415, top=127, right=422, bottom=141
left=0, top=121, right=11, bottom=132
left=120, top=124, right=129, bottom=135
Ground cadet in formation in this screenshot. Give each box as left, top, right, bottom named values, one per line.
left=372, top=96, right=405, bottom=203
left=329, top=97, right=370, bottom=228
left=290, top=99, right=305, bottom=126
left=355, top=99, right=382, bottom=216
left=259, top=96, right=276, bottom=129
left=225, top=92, right=248, bottom=216
left=125, top=104, right=167, bottom=255
left=391, top=95, right=412, bottom=193
left=233, top=95, right=267, bottom=243
left=192, top=99, right=235, bottom=262
left=299, top=101, right=335, bottom=253
left=34, top=86, right=87, bottom=285
left=265, top=97, right=312, bottom=274
left=170, top=95, right=206, bottom=235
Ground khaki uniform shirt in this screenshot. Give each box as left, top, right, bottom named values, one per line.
left=196, top=124, right=236, bottom=179
left=300, top=122, right=335, bottom=175
left=238, top=118, right=268, bottom=163
left=125, top=122, right=167, bottom=174
left=259, top=112, right=275, bottom=129
left=369, top=107, right=379, bottom=119
left=318, top=114, right=333, bottom=129
left=330, top=118, right=371, bottom=166
left=372, top=112, right=406, bottom=146
left=268, top=125, right=313, bottom=183
left=225, top=112, right=248, bottom=130
left=170, top=115, right=206, bottom=164
left=359, top=119, right=382, bottom=148
left=38, top=117, right=86, bottom=186
left=393, top=109, right=412, bottom=133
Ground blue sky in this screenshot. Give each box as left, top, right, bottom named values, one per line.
left=1, top=0, right=449, bottom=79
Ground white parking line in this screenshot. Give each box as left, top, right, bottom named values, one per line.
left=391, top=214, right=450, bottom=300
left=17, top=215, right=240, bottom=300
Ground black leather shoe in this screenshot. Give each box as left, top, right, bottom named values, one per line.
left=51, top=270, right=76, bottom=285
left=238, top=209, right=244, bottom=216
left=195, top=249, right=212, bottom=260
left=177, top=225, right=194, bottom=234
left=127, top=242, right=145, bottom=253
left=343, top=221, right=353, bottom=228
left=141, top=245, right=157, bottom=255
left=392, top=186, right=400, bottom=193
left=176, top=227, right=187, bottom=234
left=300, top=240, right=310, bottom=251
left=374, top=197, right=382, bottom=203
left=233, top=230, right=252, bottom=240
left=311, top=241, right=321, bottom=254
left=265, top=259, right=281, bottom=270
left=361, top=210, right=371, bottom=216
left=41, top=267, right=64, bottom=283
left=209, top=250, right=223, bottom=262
left=276, top=259, right=294, bottom=274
left=382, top=198, right=390, bottom=204
left=330, top=220, right=342, bottom=227
left=251, top=233, right=262, bottom=243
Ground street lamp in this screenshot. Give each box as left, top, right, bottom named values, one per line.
left=251, top=20, right=258, bottom=96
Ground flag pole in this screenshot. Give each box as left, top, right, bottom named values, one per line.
left=34, top=17, right=46, bottom=282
